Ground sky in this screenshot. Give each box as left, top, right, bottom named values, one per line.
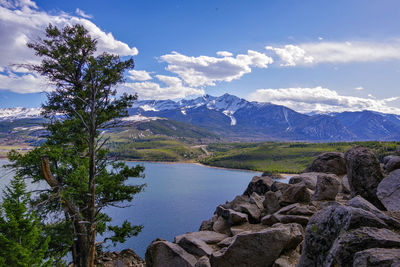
left=0, top=0, right=400, bottom=114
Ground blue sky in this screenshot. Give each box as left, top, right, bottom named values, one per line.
left=0, top=0, right=400, bottom=114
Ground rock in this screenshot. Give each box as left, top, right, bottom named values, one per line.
left=383, top=155, right=396, bottom=165
left=297, top=205, right=389, bottom=267
left=212, top=216, right=231, bottom=235
left=174, top=231, right=228, bottom=245
left=353, top=248, right=400, bottom=267
left=271, top=181, right=291, bottom=192
left=280, top=183, right=312, bottom=205
left=272, top=250, right=300, bottom=267
left=249, top=192, right=264, bottom=210
left=217, top=236, right=236, bottom=248
left=98, top=249, right=145, bottom=267
left=347, top=195, right=400, bottom=229
left=177, top=236, right=214, bottom=257
left=282, top=203, right=317, bottom=216
left=312, top=173, right=340, bottom=201
left=232, top=203, right=261, bottom=224
left=345, top=146, right=385, bottom=209
left=274, top=214, right=309, bottom=226
left=325, top=227, right=400, bottom=266
left=263, top=191, right=281, bottom=214
left=385, top=156, right=400, bottom=173
left=378, top=169, right=400, bottom=211
left=304, top=152, right=347, bottom=175
left=210, top=223, right=304, bottom=267
left=215, top=206, right=248, bottom=225
left=243, top=175, right=273, bottom=196
left=230, top=223, right=269, bottom=235
left=341, top=175, right=351, bottom=194
left=145, top=240, right=197, bottom=267
left=289, top=172, right=318, bottom=190
left=195, top=256, right=211, bottom=267
left=261, top=214, right=279, bottom=226
left=199, top=218, right=214, bottom=231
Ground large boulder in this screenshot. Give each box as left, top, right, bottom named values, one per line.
left=210, top=223, right=304, bottom=267
left=289, top=173, right=318, bottom=190
left=297, top=205, right=389, bottom=267
left=195, top=256, right=211, bottom=267
left=341, top=175, right=351, bottom=194
left=325, top=227, right=400, bottom=266
left=215, top=205, right=248, bottom=225
left=228, top=195, right=262, bottom=223
left=312, top=173, right=340, bottom=201
left=344, top=146, right=385, bottom=209
left=263, top=191, right=281, bottom=214
left=177, top=236, right=214, bottom=257
left=97, top=249, right=145, bottom=267
left=145, top=239, right=197, bottom=267
left=280, top=183, right=312, bottom=205
left=243, top=176, right=273, bottom=196
left=353, top=248, right=400, bottom=266
left=174, top=231, right=228, bottom=245
left=304, top=152, right=347, bottom=175
left=347, top=195, right=400, bottom=229
left=377, top=169, right=400, bottom=211
left=384, top=156, right=400, bottom=173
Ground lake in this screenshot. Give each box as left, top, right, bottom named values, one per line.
left=0, top=159, right=290, bottom=257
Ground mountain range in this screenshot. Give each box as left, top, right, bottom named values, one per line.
left=1, top=93, right=400, bottom=142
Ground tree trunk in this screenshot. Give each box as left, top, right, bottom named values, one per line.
left=74, top=222, right=91, bottom=267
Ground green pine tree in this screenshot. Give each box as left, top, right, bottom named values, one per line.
left=0, top=176, right=51, bottom=266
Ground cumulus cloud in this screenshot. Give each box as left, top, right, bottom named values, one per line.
left=160, top=50, right=273, bottom=87
left=248, top=86, right=400, bottom=114
left=0, top=0, right=138, bottom=93
left=266, top=41, right=400, bottom=66
left=128, top=70, right=152, bottom=81
left=0, top=70, right=50, bottom=93
left=75, top=8, right=92, bottom=19
left=355, top=86, right=364, bottom=91
left=122, top=75, right=204, bottom=100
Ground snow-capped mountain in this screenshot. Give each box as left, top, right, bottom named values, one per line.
left=1, top=94, right=400, bottom=141
left=0, top=107, right=42, bottom=121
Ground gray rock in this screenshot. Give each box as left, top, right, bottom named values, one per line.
left=263, top=191, right=281, bottom=214
left=297, top=205, right=389, bottom=267
left=325, top=227, right=400, bottom=266
left=217, top=236, right=236, bottom=248
left=232, top=202, right=261, bottom=224
left=313, top=173, right=340, bottom=201
left=243, top=175, right=273, bottom=196
left=280, top=183, right=313, bottom=205
left=383, top=155, right=396, bottom=165
left=283, top=203, right=317, bottom=216
left=345, top=146, right=385, bottom=210
left=215, top=205, right=248, bottom=225
left=212, top=216, right=231, bottom=235
left=195, top=256, right=211, bottom=267
left=177, top=236, right=214, bottom=257
left=289, top=172, right=318, bottom=190
left=353, top=248, right=400, bottom=267
left=272, top=250, right=300, bottom=267
left=274, top=214, right=309, bottom=226
left=347, top=195, right=400, bottom=229
left=199, top=218, right=214, bottom=231
left=304, top=152, right=347, bottom=175
left=385, top=156, right=400, bottom=173
left=261, top=214, right=279, bottom=226
left=341, top=175, right=351, bottom=194
left=145, top=240, right=197, bottom=267
left=271, top=181, right=291, bottom=192
left=377, top=169, right=400, bottom=211
left=210, top=223, right=304, bottom=267
left=249, top=192, right=264, bottom=210
left=174, top=231, right=228, bottom=245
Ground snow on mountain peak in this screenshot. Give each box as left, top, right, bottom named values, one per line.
left=0, top=107, right=42, bottom=121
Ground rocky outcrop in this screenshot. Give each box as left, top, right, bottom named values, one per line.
left=377, top=169, right=400, bottom=211
left=304, top=152, right=347, bottom=175
left=145, top=146, right=400, bottom=267
left=345, top=146, right=385, bottom=209
left=312, top=173, right=340, bottom=201
left=210, top=223, right=304, bottom=267
left=95, top=249, right=145, bottom=267
left=384, top=156, right=400, bottom=173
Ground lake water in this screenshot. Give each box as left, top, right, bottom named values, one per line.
left=0, top=159, right=290, bottom=258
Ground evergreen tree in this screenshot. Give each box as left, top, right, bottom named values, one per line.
left=9, top=24, right=145, bottom=267
left=0, top=176, right=51, bottom=266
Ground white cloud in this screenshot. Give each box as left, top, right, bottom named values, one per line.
left=267, top=41, right=400, bottom=66
left=216, top=51, right=233, bottom=57
left=0, top=0, right=138, bottom=93
left=355, top=86, right=364, bottom=91
left=122, top=75, right=204, bottom=100
left=75, top=8, right=93, bottom=19
left=128, top=70, right=152, bottom=81
left=318, top=37, right=323, bottom=41
left=160, top=50, right=273, bottom=87
left=248, top=86, right=400, bottom=114
left=0, top=70, right=50, bottom=93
